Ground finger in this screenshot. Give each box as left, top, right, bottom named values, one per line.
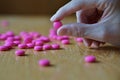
left=76, top=10, right=94, bottom=47
left=82, top=38, right=92, bottom=47
left=57, top=23, right=105, bottom=42
left=90, top=41, right=101, bottom=49
left=50, top=0, right=97, bottom=22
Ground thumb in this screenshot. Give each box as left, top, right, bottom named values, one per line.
left=57, top=23, right=105, bottom=42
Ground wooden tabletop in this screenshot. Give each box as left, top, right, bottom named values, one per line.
left=0, top=15, right=120, bottom=80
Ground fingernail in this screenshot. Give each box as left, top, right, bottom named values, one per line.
left=50, top=15, right=55, bottom=22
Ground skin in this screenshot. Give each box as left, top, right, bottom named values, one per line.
left=50, top=0, right=120, bottom=48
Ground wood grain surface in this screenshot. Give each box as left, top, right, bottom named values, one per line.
left=0, top=15, right=120, bottom=80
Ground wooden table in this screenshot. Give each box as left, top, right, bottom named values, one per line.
left=0, top=15, right=120, bottom=80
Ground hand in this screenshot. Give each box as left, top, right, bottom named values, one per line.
left=50, top=0, right=120, bottom=48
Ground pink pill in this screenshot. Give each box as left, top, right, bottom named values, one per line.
left=57, top=36, right=69, bottom=41
left=35, top=41, right=44, bottom=46
left=6, top=31, right=14, bottom=37
left=84, top=55, right=96, bottom=63
left=14, top=36, right=21, bottom=40
left=4, top=41, right=13, bottom=47
left=50, top=35, right=58, bottom=40
left=49, top=28, right=57, bottom=35
left=1, top=20, right=9, bottom=27
left=15, top=50, right=25, bottom=56
left=23, top=36, right=33, bottom=43
left=0, top=34, right=8, bottom=40
left=43, top=44, right=51, bottom=50
left=53, top=21, right=62, bottom=29
left=13, top=41, right=21, bottom=46
left=34, top=46, right=43, bottom=51
left=0, top=46, right=9, bottom=51
left=27, top=43, right=34, bottom=48
left=18, top=44, right=27, bottom=49
left=40, top=36, right=50, bottom=42
left=61, top=40, right=70, bottom=44
left=52, top=44, right=60, bottom=49
left=75, top=37, right=83, bottom=42
left=38, top=59, right=50, bottom=67
left=20, top=31, right=28, bottom=36
left=29, top=32, right=41, bottom=38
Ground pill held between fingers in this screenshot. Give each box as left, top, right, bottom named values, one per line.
left=84, top=55, right=96, bottom=63
left=53, top=21, right=62, bottom=29
left=15, top=50, right=25, bottom=56
left=38, top=59, right=50, bottom=67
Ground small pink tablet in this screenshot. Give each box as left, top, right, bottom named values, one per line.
left=0, top=46, right=10, bottom=51
left=52, top=44, right=60, bottom=49
left=18, top=44, right=27, bottom=49
left=38, top=59, right=50, bottom=67
left=1, top=20, right=9, bottom=27
left=84, top=55, right=96, bottom=63
left=43, top=44, right=51, bottom=50
left=61, top=40, right=70, bottom=44
left=27, top=43, right=34, bottom=48
left=75, top=37, right=83, bottom=42
left=53, top=21, right=62, bottom=29
left=34, top=46, right=43, bottom=51
left=15, top=50, right=25, bottom=56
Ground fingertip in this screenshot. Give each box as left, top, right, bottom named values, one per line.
left=50, top=15, right=56, bottom=22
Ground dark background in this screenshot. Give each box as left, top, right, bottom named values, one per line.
left=0, top=0, right=69, bottom=15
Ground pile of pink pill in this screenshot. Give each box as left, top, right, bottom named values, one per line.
left=0, top=20, right=95, bottom=67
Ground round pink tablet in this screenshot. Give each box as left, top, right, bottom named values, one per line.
left=4, top=41, right=14, bottom=48
left=18, top=44, right=27, bottom=49
left=84, top=55, right=96, bottom=63
left=61, top=40, right=70, bottom=44
left=1, top=20, right=9, bottom=27
left=27, top=43, right=34, bottom=48
left=6, top=31, right=14, bottom=37
left=38, top=59, right=50, bottom=67
left=34, top=46, right=43, bottom=51
left=6, top=37, right=14, bottom=41
left=53, top=21, right=62, bottom=29
left=75, top=37, right=83, bottom=42
left=14, top=36, right=21, bottom=40
left=0, top=46, right=9, bottom=51
left=39, top=36, right=50, bottom=42
left=15, top=50, right=25, bottom=56
left=52, top=44, right=60, bottom=49
left=0, top=34, right=8, bottom=40
left=13, top=41, right=21, bottom=46
left=35, top=41, right=44, bottom=46
left=43, top=44, right=51, bottom=50
left=23, top=36, right=33, bottom=43
left=57, top=36, right=69, bottom=41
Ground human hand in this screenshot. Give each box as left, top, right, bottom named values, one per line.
left=50, top=0, right=120, bottom=48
